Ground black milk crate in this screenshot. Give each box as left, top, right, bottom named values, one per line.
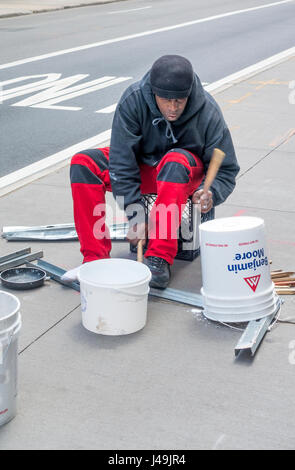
left=130, top=194, right=215, bottom=261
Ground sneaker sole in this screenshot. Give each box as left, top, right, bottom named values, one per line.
left=149, top=278, right=170, bottom=290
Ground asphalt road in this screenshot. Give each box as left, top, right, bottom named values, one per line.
left=0, top=0, right=295, bottom=177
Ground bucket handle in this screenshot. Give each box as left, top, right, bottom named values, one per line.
left=110, top=287, right=150, bottom=298
left=0, top=315, right=21, bottom=365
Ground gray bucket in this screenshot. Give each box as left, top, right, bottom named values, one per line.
left=0, top=290, right=21, bottom=427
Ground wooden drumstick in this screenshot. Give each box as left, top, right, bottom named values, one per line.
left=137, top=239, right=143, bottom=263
left=203, top=148, right=226, bottom=193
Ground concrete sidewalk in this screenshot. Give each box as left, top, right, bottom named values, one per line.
left=0, top=0, right=127, bottom=18
left=0, top=55, right=295, bottom=450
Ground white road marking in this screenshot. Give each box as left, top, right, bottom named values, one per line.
left=13, top=76, right=132, bottom=110
left=107, top=6, right=152, bottom=14
left=1, top=45, right=295, bottom=196
left=1, top=74, right=61, bottom=95
left=0, top=130, right=111, bottom=197
left=1, top=74, right=131, bottom=111
left=37, top=104, right=82, bottom=111
left=0, top=0, right=293, bottom=71
left=3, top=74, right=89, bottom=103
left=96, top=103, right=117, bottom=114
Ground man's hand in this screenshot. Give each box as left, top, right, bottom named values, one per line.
left=126, top=222, right=148, bottom=247
left=192, top=189, right=213, bottom=213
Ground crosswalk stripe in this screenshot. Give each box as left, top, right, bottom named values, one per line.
left=96, top=104, right=117, bottom=114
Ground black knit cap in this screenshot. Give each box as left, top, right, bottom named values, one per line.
left=150, top=55, right=194, bottom=99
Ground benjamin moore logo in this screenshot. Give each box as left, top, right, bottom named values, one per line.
left=227, top=248, right=268, bottom=274
left=244, top=275, right=261, bottom=292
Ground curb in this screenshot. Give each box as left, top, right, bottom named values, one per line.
left=0, top=133, right=111, bottom=198
left=0, top=0, right=128, bottom=19
left=207, top=47, right=295, bottom=95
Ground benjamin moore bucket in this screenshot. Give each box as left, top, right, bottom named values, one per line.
left=78, top=259, right=152, bottom=335
left=0, top=291, right=21, bottom=426
left=200, top=216, right=277, bottom=322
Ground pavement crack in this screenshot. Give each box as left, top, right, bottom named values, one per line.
left=18, top=304, right=80, bottom=355
left=237, top=133, right=295, bottom=180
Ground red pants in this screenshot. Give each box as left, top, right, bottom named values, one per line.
left=70, top=147, right=204, bottom=264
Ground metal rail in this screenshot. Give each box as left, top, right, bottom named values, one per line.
left=2, top=223, right=128, bottom=241
left=234, top=299, right=281, bottom=356
left=0, top=250, right=43, bottom=272
left=36, top=260, right=80, bottom=292
left=0, top=247, right=31, bottom=264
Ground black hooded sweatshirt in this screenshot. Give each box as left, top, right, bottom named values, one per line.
left=109, top=70, right=240, bottom=212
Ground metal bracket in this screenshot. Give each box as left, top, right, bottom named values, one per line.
left=234, top=299, right=281, bottom=357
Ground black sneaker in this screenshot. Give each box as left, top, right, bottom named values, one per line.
left=146, top=256, right=171, bottom=289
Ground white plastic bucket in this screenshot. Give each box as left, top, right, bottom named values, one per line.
left=200, top=216, right=276, bottom=322
left=0, top=291, right=21, bottom=427
left=78, top=259, right=152, bottom=335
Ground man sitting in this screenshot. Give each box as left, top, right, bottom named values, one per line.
left=69, top=55, right=240, bottom=288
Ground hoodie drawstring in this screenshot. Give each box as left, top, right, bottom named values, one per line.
left=152, top=117, right=178, bottom=144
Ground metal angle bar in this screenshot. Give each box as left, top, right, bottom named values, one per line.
left=3, top=224, right=75, bottom=233
left=36, top=260, right=80, bottom=292
left=2, top=224, right=78, bottom=241
left=34, top=260, right=203, bottom=308
left=3, top=231, right=78, bottom=242
left=149, top=287, right=204, bottom=308
left=2, top=223, right=128, bottom=241
left=0, top=247, right=31, bottom=264
left=0, top=251, right=43, bottom=272
left=235, top=300, right=280, bottom=357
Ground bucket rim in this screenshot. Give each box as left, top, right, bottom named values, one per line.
left=203, top=297, right=279, bottom=323
left=202, top=290, right=276, bottom=309
left=0, top=290, right=20, bottom=322
left=78, top=258, right=152, bottom=288
left=0, top=312, right=22, bottom=337
left=202, top=297, right=277, bottom=314
left=200, top=215, right=265, bottom=232
left=201, top=283, right=274, bottom=302
left=79, top=272, right=152, bottom=289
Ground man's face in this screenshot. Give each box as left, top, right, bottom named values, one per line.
left=155, top=95, right=188, bottom=122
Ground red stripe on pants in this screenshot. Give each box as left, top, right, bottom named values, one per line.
left=70, top=148, right=112, bottom=263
